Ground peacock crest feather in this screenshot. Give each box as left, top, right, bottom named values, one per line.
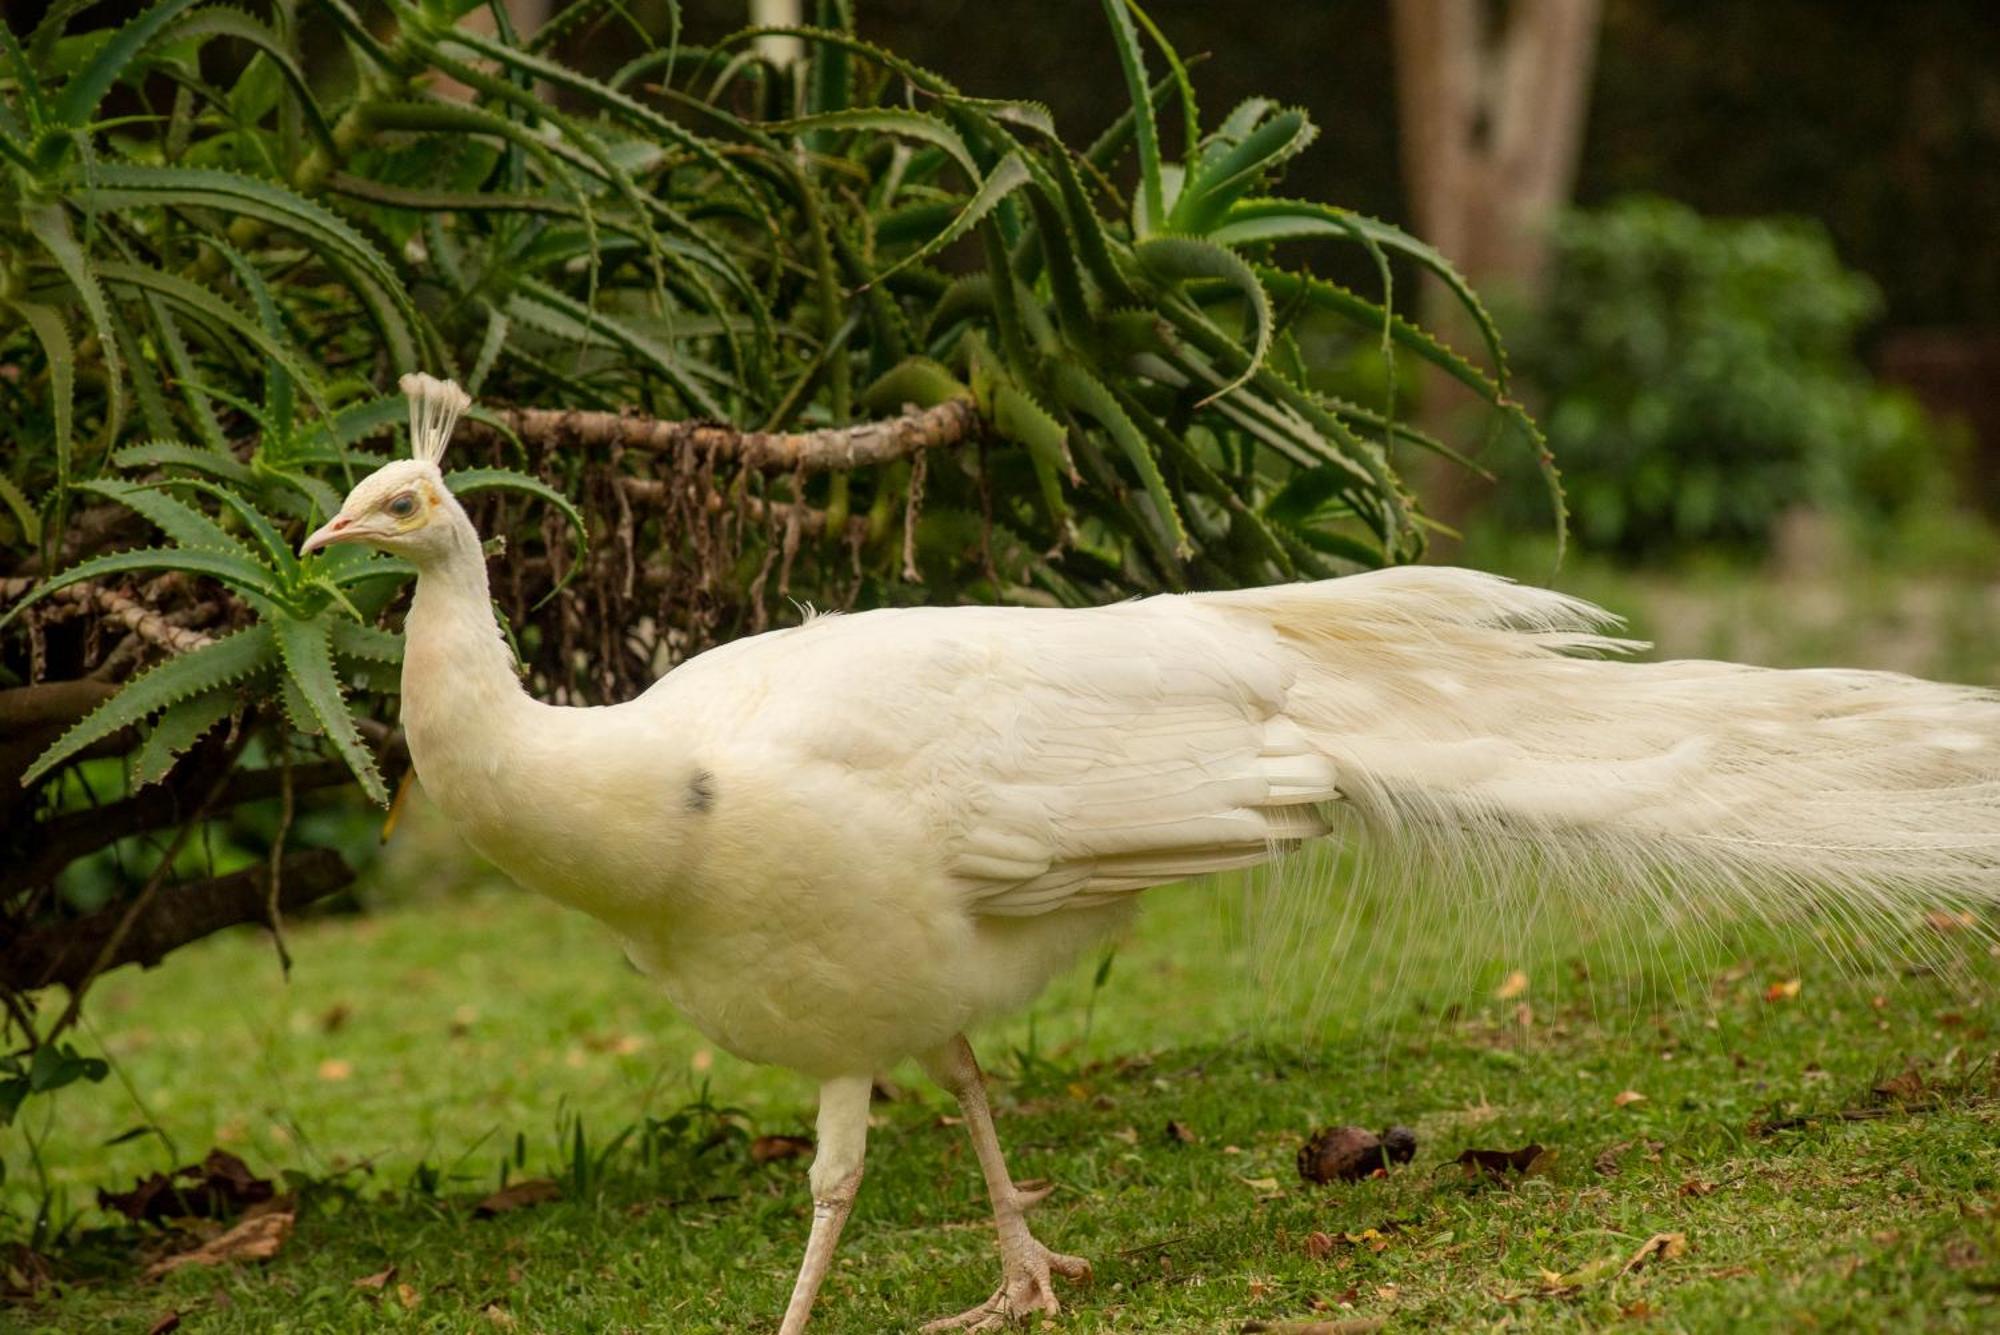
left=401, top=372, right=471, bottom=467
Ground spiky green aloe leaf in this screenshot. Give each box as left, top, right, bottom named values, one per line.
left=8, top=302, right=74, bottom=495
left=129, top=685, right=240, bottom=788
left=22, top=623, right=278, bottom=788
left=1136, top=235, right=1272, bottom=405
left=444, top=467, right=589, bottom=593
left=870, top=152, right=1033, bottom=285
left=0, top=476, right=39, bottom=546
left=0, top=547, right=284, bottom=632
left=1099, top=0, right=1164, bottom=236
left=329, top=620, right=404, bottom=665
left=1052, top=361, right=1188, bottom=562
left=993, top=383, right=1074, bottom=532
left=112, top=440, right=257, bottom=487
left=273, top=615, right=385, bottom=804
left=77, top=478, right=250, bottom=556
left=21, top=201, right=123, bottom=439
left=766, top=108, right=978, bottom=179
left=50, top=0, right=202, bottom=127
left=1170, top=108, right=1317, bottom=234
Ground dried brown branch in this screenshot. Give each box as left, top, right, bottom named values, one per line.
left=0, top=578, right=217, bottom=656
left=473, top=398, right=980, bottom=474
left=3, top=760, right=353, bottom=896
left=1, top=848, right=355, bottom=993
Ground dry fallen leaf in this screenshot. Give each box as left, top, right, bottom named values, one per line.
left=1763, top=978, right=1802, bottom=1002
left=1304, top=1230, right=1336, bottom=1260
left=1679, top=1178, right=1716, bottom=1198
left=144, top=1210, right=293, bottom=1279
left=1495, top=970, right=1530, bottom=1000
left=1165, top=1119, right=1199, bottom=1145
left=316, top=1058, right=353, bottom=1082
left=750, top=1134, right=815, bottom=1165
left=1592, top=1140, right=1634, bottom=1176
left=1873, top=1065, right=1930, bottom=1104
left=1924, top=909, right=1976, bottom=932
left=1620, top=1231, right=1688, bottom=1276
left=1612, top=1089, right=1647, bottom=1108
left=484, top=1302, right=518, bottom=1327
left=146, top=1313, right=181, bottom=1335
left=353, top=1265, right=397, bottom=1291
left=1454, top=1143, right=1548, bottom=1180
left=100, top=1150, right=276, bottom=1225
left=475, top=1179, right=561, bottom=1217
left=396, top=1281, right=422, bottom=1310
left=1240, top=1176, right=1284, bottom=1196
left=318, top=1002, right=351, bottom=1034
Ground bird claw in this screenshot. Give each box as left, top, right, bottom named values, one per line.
left=920, top=1238, right=1091, bottom=1331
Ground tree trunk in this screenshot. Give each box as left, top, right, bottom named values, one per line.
left=1392, top=0, right=1601, bottom=551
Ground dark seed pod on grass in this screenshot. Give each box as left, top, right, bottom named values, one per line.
left=1297, top=1124, right=1420, bottom=1183
left=1297, top=1126, right=1385, bottom=1183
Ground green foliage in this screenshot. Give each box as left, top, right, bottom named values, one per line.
left=1498, top=196, right=1952, bottom=560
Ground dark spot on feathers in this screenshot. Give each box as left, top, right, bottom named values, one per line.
left=686, top=769, right=716, bottom=814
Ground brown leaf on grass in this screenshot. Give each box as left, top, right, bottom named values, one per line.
left=316, top=1058, right=353, bottom=1081
left=318, top=1002, right=351, bottom=1033
left=475, top=1179, right=561, bottom=1217
left=484, top=1302, right=518, bottom=1327
left=1240, top=1320, right=1385, bottom=1334
left=143, top=1210, right=293, bottom=1279
left=1453, top=1144, right=1549, bottom=1180
left=2, top=1242, right=54, bottom=1298
left=99, top=1150, right=276, bottom=1224
left=396, top=1281, right=421, bottom=1309
left=1679, top=1178, right=1716, bottom=1198
left=1165, top=1119, right=1199, bottom=1145
left=750, top=1134, right=814, bottom=1165
left=1619, top=1231, right=1688, bottom=1276
left=1924, top=909, right=1976, bottom=932
left=1612, top=1089, right=1647, bottom=1108
left=1494, top=970, right=1530, bottom=1000
left=1873, top=1066, right=1930, bottom=1104
left=1593, top=1140, right=1634, bottom=1176
left=353, top=1264, right=397, bottom=1291
left=146, top=1313, right=181, bottom=1335
left=1763, top=978, right=1802, bottom=1002
left=1303, top=1230, right=1336, bottom=1260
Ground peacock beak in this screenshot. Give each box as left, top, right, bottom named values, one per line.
left=300, top=514, right=357, bottom=555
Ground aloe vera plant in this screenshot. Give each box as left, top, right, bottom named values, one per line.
left=0, top=0, right=1549, bottom=1135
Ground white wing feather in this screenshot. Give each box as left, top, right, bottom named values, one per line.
left=649, top=600, right=1340, bottom=916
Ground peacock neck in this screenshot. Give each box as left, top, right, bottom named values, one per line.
left=398, top=514, right=536, bottom=806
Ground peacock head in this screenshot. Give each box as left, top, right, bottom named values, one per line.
left=301, top=374, right=471, bottom=562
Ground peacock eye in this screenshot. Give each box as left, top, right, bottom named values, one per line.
left=386, top=492, right=419, bottom=519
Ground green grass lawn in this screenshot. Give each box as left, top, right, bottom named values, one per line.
left=7, top=843, right=2000, bottom=1333
left=9, top=557, right=2000, bottom=1333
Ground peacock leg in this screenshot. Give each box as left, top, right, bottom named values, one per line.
left=919, top=1035, right=1092, bottom=1333
left=777, top=1074, right=872, bottom=1335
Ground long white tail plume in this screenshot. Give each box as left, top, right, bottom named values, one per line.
left=1213, top=567, right=2000, bottom=940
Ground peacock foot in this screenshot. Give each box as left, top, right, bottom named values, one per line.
left=919, top=1227, right=1092, bottom=1332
